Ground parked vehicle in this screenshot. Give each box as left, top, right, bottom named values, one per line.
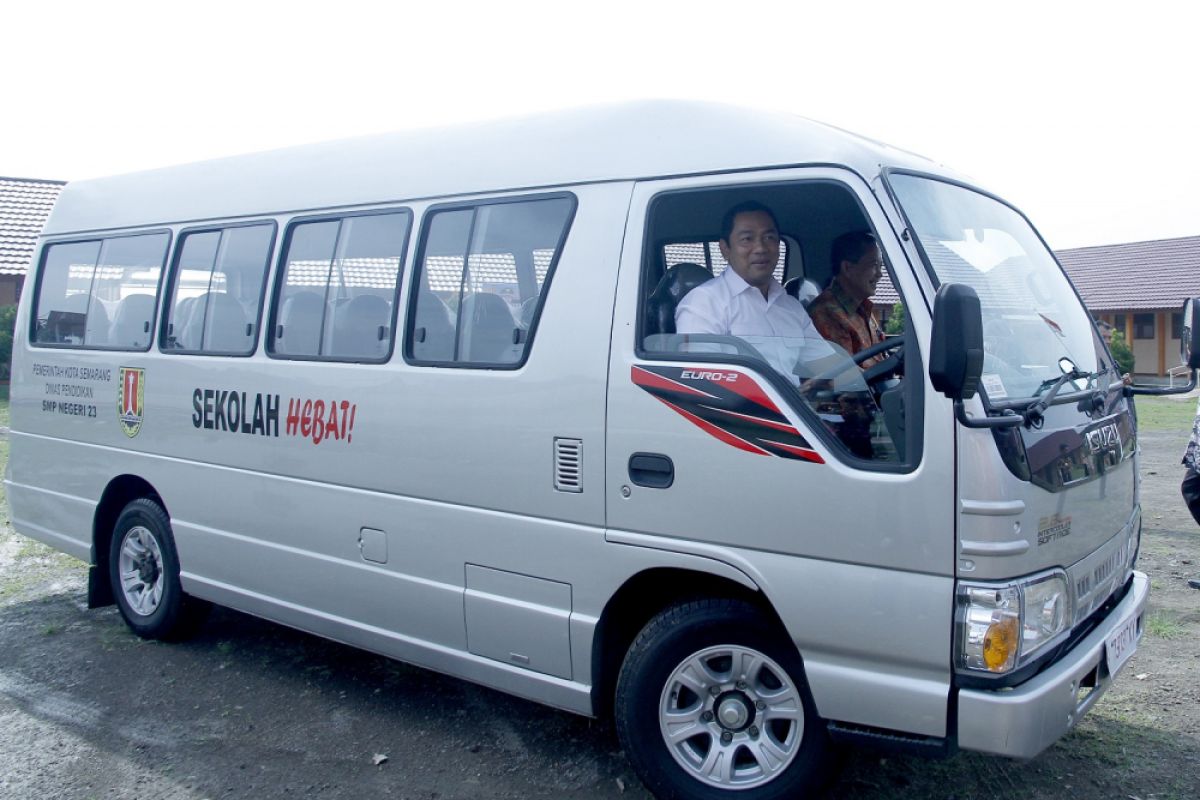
left=8, top=102, right=1199, bottom=799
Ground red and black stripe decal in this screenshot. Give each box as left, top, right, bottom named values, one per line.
left=631, top=365, right=824, bottom=463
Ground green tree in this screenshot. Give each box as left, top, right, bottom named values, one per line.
left=1108, top=330, right=1135, bottom=375
left=0, top=305, right=16, bottom=380
left=884, top=303, right=906, bottom=335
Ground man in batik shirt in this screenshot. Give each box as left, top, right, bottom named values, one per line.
left=1184, top=398, right=1200, bottom=589
left=808, top=231, right=886, bottom=367
left=806, top=231, right=888, bottom=458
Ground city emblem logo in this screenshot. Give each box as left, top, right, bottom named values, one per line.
left=118, top=367, right=145, bottom=438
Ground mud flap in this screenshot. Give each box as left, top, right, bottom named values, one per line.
left=87, top=564, right=114, bottom=608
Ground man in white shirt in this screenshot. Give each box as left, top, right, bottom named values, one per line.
left=675, top=201, right=830, bottom=379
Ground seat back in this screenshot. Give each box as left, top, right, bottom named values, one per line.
left=645, top=262, right=713, bottom=336
left=202, top=292, right=252, bottom=352
left=461, top=292, right=518, bottom=363
left=108, top=294, right=156, bottom=348
left=412, top=286, right=456, bottom=361
left=275, top=291, right=325, bottom=355
left=330, top=294, right=391, bottom=359
left=784, top=277, right=821, bottom=307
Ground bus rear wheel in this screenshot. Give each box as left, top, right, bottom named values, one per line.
left=615, top=598, right=833, bottom=800
left=109, top=498, right=208, bottom=639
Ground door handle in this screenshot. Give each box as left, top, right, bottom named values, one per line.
left=628, top=452, right=674, bottom=489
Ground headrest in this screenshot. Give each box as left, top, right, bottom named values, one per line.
left=646, top=262, right=713, bottom=337
left=650, top=262, right=713, bottom=306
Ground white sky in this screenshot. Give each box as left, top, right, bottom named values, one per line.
left=3, top=1, right=1195, bottom=250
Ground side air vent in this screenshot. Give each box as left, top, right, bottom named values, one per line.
left=554, top=438, right=583, bottom=493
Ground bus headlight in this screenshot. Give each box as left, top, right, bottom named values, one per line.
left=956, top=570, right=1072, bottom=675
left=957, top=585, right=1020, bottom=673
left=1021, top=572, right=1070, bottom=659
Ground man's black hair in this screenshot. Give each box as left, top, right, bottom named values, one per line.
left=720, top=201, right=779, bottom=243
left=830, top=231, right=878, bottom=276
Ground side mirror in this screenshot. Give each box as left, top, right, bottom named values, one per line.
left=1126, top=297, right=1198, bottom=396
left=929, top=283, right=984, bottom=400
left=1183, top=298, right=1200, bottom=370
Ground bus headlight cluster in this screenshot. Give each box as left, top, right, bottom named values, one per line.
left=956, top=570, right=1072, bottom=674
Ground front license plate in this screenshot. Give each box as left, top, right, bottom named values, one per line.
left=1105, top=612, right=1139, bottom=676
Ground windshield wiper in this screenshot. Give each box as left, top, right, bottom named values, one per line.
left=1023, top=365, right=1113, bottom=426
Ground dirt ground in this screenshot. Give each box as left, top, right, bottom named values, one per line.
left=1, top=396, right=1198, bottom=800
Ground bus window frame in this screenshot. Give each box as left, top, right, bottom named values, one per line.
left=265, top=206, right=413, bottom=364
left=28, top=228, right=174, bottom=353
left=158, top=219, right=279, bottom=357
left=401, top=190, right=578, bottom=371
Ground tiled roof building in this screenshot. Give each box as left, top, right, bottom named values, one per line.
left=0, top=176, right=65, bottom=304
left=1056, top=235, right=1200, bottom=312
left=1057, top=236, right=1200, bottom=376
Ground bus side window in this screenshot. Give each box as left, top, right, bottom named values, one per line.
left=268, top=210, right=410, bottom=362
left=32, top=233, right=168, bottom=350
left=406, top=195, right=575, bottom=367
left=163, top=224, right=275, bottom=355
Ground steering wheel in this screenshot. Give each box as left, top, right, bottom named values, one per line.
left=855, top=336, right=905, bottom=385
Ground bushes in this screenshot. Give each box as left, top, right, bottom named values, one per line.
left=0, top=305, right=15, bottom=380
left=1108, top=330, right=1135, bottom=375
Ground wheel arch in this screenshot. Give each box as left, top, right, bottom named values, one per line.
left=87, top=475, right=166, bottom=608
left=590, top=566, right=787, bottom=719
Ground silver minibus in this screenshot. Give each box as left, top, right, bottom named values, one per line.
left=8, top=101, right=1199, bottom=800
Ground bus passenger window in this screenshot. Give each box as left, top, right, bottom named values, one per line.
left=269, top=210, right=411, bottom=362
left=32, top=232, right=168, bottom=350
left=407, top=195, right=575, bottom=367
left=163, top=223, right=274, bottom=355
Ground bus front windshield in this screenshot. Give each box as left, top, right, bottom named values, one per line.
left=889, top=174, right=1111, bottom=402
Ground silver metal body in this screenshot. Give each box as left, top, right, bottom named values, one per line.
left=5, top=101, right=1145, bottom=760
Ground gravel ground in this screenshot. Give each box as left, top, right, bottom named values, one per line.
left=1, top=396, right=1198, bottom=800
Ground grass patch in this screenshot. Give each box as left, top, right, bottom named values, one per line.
left=1134, top=395, right=1198, bottom=432
left=1145, top=609, right=1186, bottom=639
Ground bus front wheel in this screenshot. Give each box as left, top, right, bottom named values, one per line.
left=614, top=598, right=833, bottom=800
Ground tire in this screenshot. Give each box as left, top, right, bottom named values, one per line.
left=615, top=599, right=833, bottom=800
left=108, top=498, right=209, bottom=640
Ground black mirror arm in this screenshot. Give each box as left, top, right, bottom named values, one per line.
left=954, top=399, right=1024, bottom=429
left=1125, top=369, right=1197, bottom=396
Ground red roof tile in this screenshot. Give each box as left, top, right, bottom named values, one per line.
left=1055, top=235, right=1200, bottom=312
left=0, top=177, right=65, bottom=276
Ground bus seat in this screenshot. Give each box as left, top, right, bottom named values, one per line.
left=51, top=292, right=111, bottom=345
left=199, top=292, right=251, bottom=352
left=645, top=262, right=712, bottom=337
left=168, top=296, right=197, bottom=348
left=331, top=294, right=391, bottom=358
left=461, top=292, right=518, bottom=363
left=276, top=291, right=325, bottom=355
left=413, top=286, right=455, bottom=361
left=108, top=294, right=156, bottom=348
left=784, top=277, right=821, bottom=307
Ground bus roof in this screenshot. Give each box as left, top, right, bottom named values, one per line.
left=44, top=100, right=964, bottom=235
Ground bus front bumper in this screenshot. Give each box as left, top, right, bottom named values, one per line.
left=956, top=570, right=1148, bottom=759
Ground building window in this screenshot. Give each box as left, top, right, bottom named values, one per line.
left=1133, top=313, right=1155, bottom=340
left=1172, top=312, right=1183, bottom=340
left=1113, top=313, right=1127, bottom=335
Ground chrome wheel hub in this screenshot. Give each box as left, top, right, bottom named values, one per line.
left=658, top=645, right=804, bottom=789
left=118, top=526, right=165, bottom=617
